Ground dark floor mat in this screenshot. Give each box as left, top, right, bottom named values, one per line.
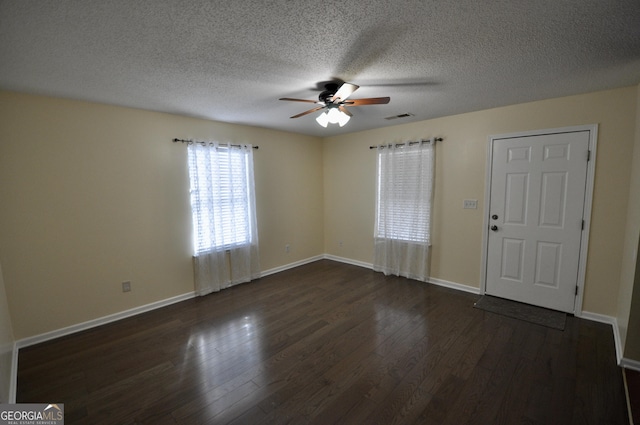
left=474, top=295, right=566, bottom=330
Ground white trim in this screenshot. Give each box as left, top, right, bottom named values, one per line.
left=427, top=277, right=481, bottom=294
left=323, top=254, right=373, bottom=270
left=481, top=124, right=598, bottom=315
left=578, top=311, right=624, bottom=364
left=620, top=357, right=640, bottom=372
left=324, top=254, right=481, bottom=294
left=16, top=292, right=195, bottom=349
left=9, top=341, right=17, bottom=403
left=260, top=255, right=325, bottom=277
left=574, top=124, right=598, bottom=316
left=480, top=134, right=493, bottom=295
left=578, top=310, right=618, bottom=326
left=571, top=311, right=640, bottom=372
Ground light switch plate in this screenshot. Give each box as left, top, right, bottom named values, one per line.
left=463, top=199, right=478, bottom=209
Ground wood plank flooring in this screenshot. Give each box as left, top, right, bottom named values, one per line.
left=625, top=368, right=640, bottom=423
left=17, top=260, right=629, bottom=424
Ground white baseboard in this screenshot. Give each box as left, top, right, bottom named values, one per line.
left=427, top=277, right=481, bottom=295
left=620, top=357, right=640, bottom=372
left=260, top=255, right=325, bottom=278
left=323, top=254, right=481, bottom=294
left=9, top=341, right=17, bottom=403
left=577, top=311, right=628, bottom=368
left=16, top=292, right=196, bottom=350
left=323, top=254, right=373, bottom=270
left=578, top=310, right=617, bottom=325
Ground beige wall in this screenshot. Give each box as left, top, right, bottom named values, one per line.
left=0, top=91, right=324, bottom=339
left=619, top=84, right=640, bottom=361
left=324, top=86, right=638, bottom=317
left=624, top=237, right=640, bottom=361
left=0, top=262, right=15, bottom=403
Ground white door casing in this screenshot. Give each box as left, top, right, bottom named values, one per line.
left=483, top=126, right=596, bottom=313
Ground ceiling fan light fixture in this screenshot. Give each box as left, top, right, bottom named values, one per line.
left=315, top=112, right=329, bottom=127
left=317, top=107, right=350, bottom=127
left=326, top=107, right=342, bottom=124
left=337, top=111, right=351, bottom=127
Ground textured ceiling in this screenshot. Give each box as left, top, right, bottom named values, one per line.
left=1, top=0, right=639, bottom=137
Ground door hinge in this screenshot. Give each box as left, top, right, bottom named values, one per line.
left=587, top=150, right=591, bottom=161
left=581, top=219, right=585, bottom=230
left=575, top=285, right=579, bottom=295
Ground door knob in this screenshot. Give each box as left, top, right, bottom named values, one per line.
left=491, top=214, right=498, bottom=220
left=491, top=225, right=498, bottom=231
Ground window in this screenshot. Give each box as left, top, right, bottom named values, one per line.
left=373, top=141, right=435, bottom=281
left=188, top=143, right=256, bottom=255
left=375, top=143, right=434, bottom=244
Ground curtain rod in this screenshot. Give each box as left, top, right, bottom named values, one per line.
left=369, top=137, right=443, bottom=149
left=173, top=138, right=259, bottom=149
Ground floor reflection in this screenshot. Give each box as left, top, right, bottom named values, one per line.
left=178, top=312, right=264, bottom=392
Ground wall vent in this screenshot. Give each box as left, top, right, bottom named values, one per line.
left=385, top=113, right=414, bottom=120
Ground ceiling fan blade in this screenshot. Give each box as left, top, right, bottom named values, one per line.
left=290, top=105, right=326, bottom=119
left=344, top=97, right=390, bottom=106
left=338, top=105, right=353, bottom=117
left=279, top=97, right=319, bottom=103
left=331, top=82, right=359, bottom=102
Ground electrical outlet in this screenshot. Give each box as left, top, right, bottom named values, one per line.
left=285, top=244, right=290, bottom=253
left=463, top=199, right=478, bottom=209
left=339, top=241, right=343, bottom=247
left=122, top=281, right=131, bottom=292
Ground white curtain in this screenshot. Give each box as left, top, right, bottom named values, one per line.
left=188, top=142, right=260, bottom=296
left=373, top=141, right=434, bottom=282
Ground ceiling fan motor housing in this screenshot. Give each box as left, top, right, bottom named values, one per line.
left=319, top=91, right=333, bottom=103
left=319, top=83, right=339, bottom=103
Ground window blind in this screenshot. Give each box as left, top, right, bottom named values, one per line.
left=375, top=145, right=433, bottom=244
left=188, top=144, right=253, bottom=254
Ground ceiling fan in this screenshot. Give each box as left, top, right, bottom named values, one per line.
left=279, top=82, right=390, bottom=127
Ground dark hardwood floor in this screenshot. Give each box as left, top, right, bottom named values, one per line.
left=625, top=368, right=640, bottom=423
left=18, top=260, right=629, bottom=424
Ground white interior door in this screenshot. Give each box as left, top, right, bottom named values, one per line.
left=485, top=130, right=590, bottom=313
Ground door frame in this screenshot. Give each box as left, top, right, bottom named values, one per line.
left=480, top=124, right=598, bottom=315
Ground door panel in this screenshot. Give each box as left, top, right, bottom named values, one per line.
left=486, top=131, right=589, bottom=312
left=501, top=238, right=524, bottom=281
left=539, top=172, right=566, bottom=227
left=534, top=241, right=561, bottom=287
